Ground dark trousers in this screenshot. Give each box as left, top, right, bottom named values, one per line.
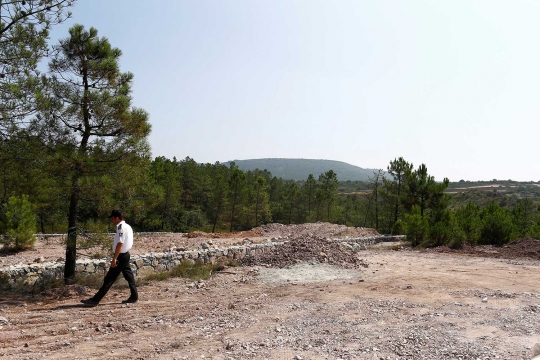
left=93, top=252, right=138, bottom=302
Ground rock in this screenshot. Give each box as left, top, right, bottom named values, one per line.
left=531, top=343, right=540, bottom=358
left=0, top=317, right=7, bottom=325
left=33, top=256, right=44, bottom=263
left=482, top=297, right=488, bottom=303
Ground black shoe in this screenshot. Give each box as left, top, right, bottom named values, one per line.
left=121, top=298, right=138, bottom=304
left=80, top=298, right=99, bottom=306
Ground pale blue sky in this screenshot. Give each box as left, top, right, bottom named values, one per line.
left=48, top=1, right=540, bottom=181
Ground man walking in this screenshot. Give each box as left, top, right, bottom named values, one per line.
left=81, top=210, right=138, bottom=306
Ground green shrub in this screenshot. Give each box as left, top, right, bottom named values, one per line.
left=0, top=272, right=10, bottom=291
left=455, top=201, right=482, bottom=244
left=1, top=195, right=37, bottom=251
left=429, top=210, right=466, bottom=249
left=403, top=205, right=430, bottom=247
left=479, top=202, right=514, bottom=246
left=392, top=219, right=404, bottom=235
left=527, top=221, right=540, bottom=240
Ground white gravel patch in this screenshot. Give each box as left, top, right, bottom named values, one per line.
left=256, top=262, right=362, bottom=284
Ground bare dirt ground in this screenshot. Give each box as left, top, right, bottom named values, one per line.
left=0, top=223, right=380, bottom=267
left=2, top=224, right=540, bottom=359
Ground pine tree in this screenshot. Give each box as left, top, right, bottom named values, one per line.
left=318, top=170, right=339, bottom=221
left=303, top=174, right=317, bottom=217
left=1, top=0, right=75, bottom=136
left=34, top=25, right=151, bottom=283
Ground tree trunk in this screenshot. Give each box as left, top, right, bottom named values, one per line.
left=255, top=186, right=260, bottom=226
left=64, top=63, right=90, bottom=284
left=229, top=184, right=238, bottom=232
left=307, top=188, right=312, bottom=216
left=394, top=178, right=402, bottom=224
left=364, top=193, right=373, bottom=227
left=288, top=200, right=293, bottom=225
left=39, top=213, right=45, bottom=234
left=64, top=173, right=80, bottom=284
left=212, top=200, right=222, bottom=233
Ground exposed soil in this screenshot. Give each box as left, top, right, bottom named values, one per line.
left=427, top=237, right=540, bottom=261
left=0, top=223, right=379, bottom=267
left=2, top=226, right=540, bottom=359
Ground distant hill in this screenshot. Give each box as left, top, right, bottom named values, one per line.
left=225, top=158, right=378, bottom=181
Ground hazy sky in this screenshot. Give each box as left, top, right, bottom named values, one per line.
left=48, top=1, right=540, bottom=181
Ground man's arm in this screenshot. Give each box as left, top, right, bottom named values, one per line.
left=111, top=242, right=123, bottom=268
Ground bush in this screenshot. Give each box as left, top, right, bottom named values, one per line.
left=392, top=219, right=404, bottom=235
left=455, top=201, right=481, bottom=244
left=1, top=195, right=37, bottom=251
left=429, top=210, right=466, bottom=249
left=528, top=221, right=540, bottom=240
left=479, top=202, right=514, bottom=246
left=403, top=205, right=429, bottom=247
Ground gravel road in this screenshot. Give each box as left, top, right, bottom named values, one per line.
left=2, top=248, right=540, bottom=359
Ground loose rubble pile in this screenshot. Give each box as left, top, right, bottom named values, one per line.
left=242, top=234, right=369, bottom=268
left=185, top=222, right=380, bottom=241
left=256, top=222, right=380, bottom=239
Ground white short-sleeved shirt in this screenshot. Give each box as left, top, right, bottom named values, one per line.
left=113, top=221, right=133, bottom=253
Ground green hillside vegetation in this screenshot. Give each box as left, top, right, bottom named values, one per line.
left=447, top=180, right=540, bottom=209
left=227, top=158, right=378, bottom=181
left=3, top=151, right=540, bottom=263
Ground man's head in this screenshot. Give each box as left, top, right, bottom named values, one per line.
left=109, top=210, right=123, bottom=225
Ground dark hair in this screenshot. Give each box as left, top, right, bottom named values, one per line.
left=109, top=210, right=123, bottom=219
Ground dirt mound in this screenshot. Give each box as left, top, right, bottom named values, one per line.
left=428, top=238, right=540, bottom=260
left=501, top=237, right=540, bottom=260
left=242, top=234, right=369, bottom=269
left=185, top=223, right=378, bottom=241
left=186, top=229, right=263, bottom=239
left=256, top=222, right=380, bottom=239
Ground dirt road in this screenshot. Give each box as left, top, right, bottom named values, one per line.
left=2, top=248, right=540, bottom=359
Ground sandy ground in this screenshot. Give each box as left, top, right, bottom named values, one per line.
left=2, top=246, right=540, bottom=359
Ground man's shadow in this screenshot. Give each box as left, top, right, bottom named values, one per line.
left=35, top=302, right=124, bottom=311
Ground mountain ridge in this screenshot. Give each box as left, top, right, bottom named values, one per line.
left=225, top=158, right=378, bottom=181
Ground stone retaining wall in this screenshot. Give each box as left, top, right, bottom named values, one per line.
left=0, top=241, right=284, bottom=290
left=0, top=235, right=404, bottom=290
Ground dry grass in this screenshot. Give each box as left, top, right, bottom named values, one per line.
left=141, top=261, right=226, bottom=284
